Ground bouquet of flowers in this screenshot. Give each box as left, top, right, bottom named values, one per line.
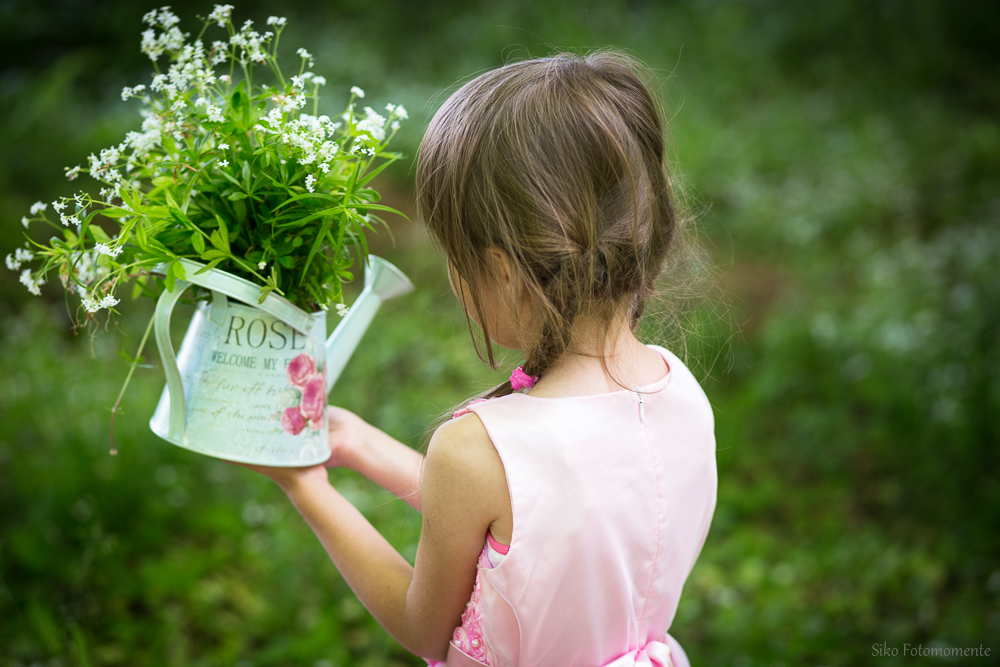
left=5, top=5, right=407, bottom=447
left=9, top=4, right=406, bottom=315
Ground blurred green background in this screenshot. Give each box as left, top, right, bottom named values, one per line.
left=1, top=1, right=998, bottom=665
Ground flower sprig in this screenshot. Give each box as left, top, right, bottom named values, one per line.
left=10, top=4, right=407, bottom=321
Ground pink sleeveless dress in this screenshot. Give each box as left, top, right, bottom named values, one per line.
left=428, top=344, right=717, bottom=667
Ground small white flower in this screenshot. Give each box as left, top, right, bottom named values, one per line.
left=20, top=269, right=42, bottom=296
left=336, top=303, right=350, bottom=317
left=297, top=48, right=313, bottom=60
left=291, top=75, right=303, bottom=90
left=350, top=86, right=365, bottom=98
left=394, top=104, right=408, bottom=120
left=266, top=16, right=286, bottom=26
left=94, top=243, right=123, bottom=258
left=391, top=121, right=400, bottom=131
left=208, top=4, right=234, bottom=27
left=5, top=254, right=20, bottom=271
left=312, top=75, right=327, bottom=87
left=64, top=165, right=81, bottom=180
left=21, top=216, right=29, bottom=228
left=30, top=201, right=47, bottom=215
left=15, top=248, right=34, bottom=263
left=206, top=104, right=225, bottom=123
left=305, top=174, right=316, bottom=193
left=219, top=74, right=232, bottom=85
left=121, top=84, right=146, bottom=101
left=218, top=159, right=229, bottom=168
left=258, top=261, right=266, bottom=270
left=100, top=294, right=120, bottom=310
left=52, top=200, right=67, bottom=212
left=218, top=142, right=229, bottom=150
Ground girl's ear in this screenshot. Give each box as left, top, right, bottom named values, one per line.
left=485, top=246, right=513, bottom=286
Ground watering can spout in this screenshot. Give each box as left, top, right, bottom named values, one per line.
left=324, top=255, right=414, bottom=392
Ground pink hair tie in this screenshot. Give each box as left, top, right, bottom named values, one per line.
left=510, top=365, right=539, bottom=391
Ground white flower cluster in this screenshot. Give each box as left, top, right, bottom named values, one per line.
left=207, top=4, right=234, bottom=27
left=50, top=198, right=83, bottom=227
left=229, top=19, right=273, bottom=65
left=20, top=270, right=44, bottom=296
left=385, top=102, right=408, bottom=130
left=336, top=303, right=350, bottom=317
left=267, top=16, right=287, bottom=27
left=356, top=106, right=388, bottom=142
left=94, top=243, right=123, bottom=259
left=149, top=39, right=216, bottom=101
left=5, top=248, right=34, bottom=271
left=296, top=48, right=314, bottom=67
left=121, top=84, right=147, bottom=101
left=260, top=110, right=341, bottom=173
left=82, top=293, right=120, bottom=313
left=125, top=111, right=166, bottom=157
left=29, top=201, right=47, bottom=215
left=206, top=104, right=225, bottom=123
left=141, top=7, right=187, bottom=61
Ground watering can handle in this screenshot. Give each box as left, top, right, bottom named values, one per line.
left=152, top=258, right=319, bottom=441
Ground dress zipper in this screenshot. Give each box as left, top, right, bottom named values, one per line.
left=635, top=391, right=646, bottom=424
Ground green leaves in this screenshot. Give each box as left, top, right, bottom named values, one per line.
left=229, top=80, right=250, bottom=130
left=163, top=259, right=186, bottom=293
left=20, top=5, right=409, bottom=320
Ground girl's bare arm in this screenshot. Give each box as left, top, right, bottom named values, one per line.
left=327, top=406, right=424, bottom=511
left=247, top=411, right=508, bottom=660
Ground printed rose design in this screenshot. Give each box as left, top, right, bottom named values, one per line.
left=281, top=406, right=306, bottom=435
left=300, top=374, right=326, bottom=427
left=278, top=353, right=326, bottom=435
left=287, top=353, right=316, bottom=388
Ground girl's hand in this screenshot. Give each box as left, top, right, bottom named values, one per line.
left=228, top=460, right=330, bottom=494
left=324, top=405, right=370, bottom=470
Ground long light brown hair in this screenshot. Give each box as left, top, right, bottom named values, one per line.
left=416, top=49, right=695, bottom=426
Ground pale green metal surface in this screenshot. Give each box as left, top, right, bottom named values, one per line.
left=149, top=255, right=414, bottom=465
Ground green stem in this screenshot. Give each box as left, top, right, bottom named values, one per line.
left=108, top=310, right=156, bottom=455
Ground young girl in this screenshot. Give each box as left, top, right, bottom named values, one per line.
left=239, top=51, right=717, bottom=667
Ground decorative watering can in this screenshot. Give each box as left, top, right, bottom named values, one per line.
left=149, top=256, right=413, bottom=466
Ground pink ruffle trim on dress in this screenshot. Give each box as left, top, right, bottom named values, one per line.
left=450, top=541, right=494, bottom=664
left=453, top=398, right=490, bottom=419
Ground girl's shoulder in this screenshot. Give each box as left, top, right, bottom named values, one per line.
left=425, top=409, right=511, bottom=531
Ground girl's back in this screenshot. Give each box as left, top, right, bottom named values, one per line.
left=239, top=48, right=716, bottom=667
left=455, top=344, right=716, bottom=666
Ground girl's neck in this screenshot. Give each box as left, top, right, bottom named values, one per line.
left=523, top=312, right=665, bottom=398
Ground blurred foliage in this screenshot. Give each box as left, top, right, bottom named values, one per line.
left=1, top=0, right=998, bottom=665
